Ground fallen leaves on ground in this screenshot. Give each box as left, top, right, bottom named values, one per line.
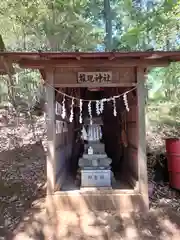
left=0, top=112, right=47, bottom=235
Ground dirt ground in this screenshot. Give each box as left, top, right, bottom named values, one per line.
left=8, top=206, right=180, bottom=240
left=0, top=114, right=180, bottom=239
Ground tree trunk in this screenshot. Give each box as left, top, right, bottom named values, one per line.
left=104, top=0, right=112, bottom=51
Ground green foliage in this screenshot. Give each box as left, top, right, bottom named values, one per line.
left=0, top=0, right=104, bottom=51
left=1, top=0, right=179, bottom=51
left=147, top=62, right=180, bottom=131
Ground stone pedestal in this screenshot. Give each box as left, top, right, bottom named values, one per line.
left=79, top=117, right=114, bottom=188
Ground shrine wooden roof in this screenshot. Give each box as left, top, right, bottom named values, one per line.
left=0, top=51, right=180, bottom=69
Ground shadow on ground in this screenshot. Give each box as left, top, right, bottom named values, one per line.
left=8, top=192, right=180, bottom=240
left=0, top=141, right=46, bottom=238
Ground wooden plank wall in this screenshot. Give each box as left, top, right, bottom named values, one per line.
left=55, top=106, right=74, bottom=190
left=126, top=104, right=138, bottom=181
left=123, top=90, right=138, bottom=188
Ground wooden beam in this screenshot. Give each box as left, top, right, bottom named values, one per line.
left=18, top=58, right=170, bottom=69
left=45, top=68, right=56, bottom=195
left=137, top=67, right=149, bottom=211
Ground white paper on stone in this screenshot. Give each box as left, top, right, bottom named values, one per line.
left=88, top=146, right=93, bottom=155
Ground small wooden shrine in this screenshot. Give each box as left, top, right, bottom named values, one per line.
left=1, top=51, right=180, bottom=213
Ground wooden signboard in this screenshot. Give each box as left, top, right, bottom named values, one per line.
left=53, top=68, right=136, bottom=87
left=77, top=72, right=112, bottom=84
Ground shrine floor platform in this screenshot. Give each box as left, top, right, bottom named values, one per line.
left=53, top=175, right=145, bottom=213
left=50, top=189, right=146, bottom=213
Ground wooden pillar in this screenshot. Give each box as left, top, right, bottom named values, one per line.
left=45, top=69, right=56, bottom=195
left=137, top=67, right=149, bottom=211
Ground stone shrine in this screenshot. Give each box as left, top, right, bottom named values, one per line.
left=79, top=117, right=113, bottom=187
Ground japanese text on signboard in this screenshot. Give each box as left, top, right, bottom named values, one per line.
left=77, top=72, right=112, bottom=84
